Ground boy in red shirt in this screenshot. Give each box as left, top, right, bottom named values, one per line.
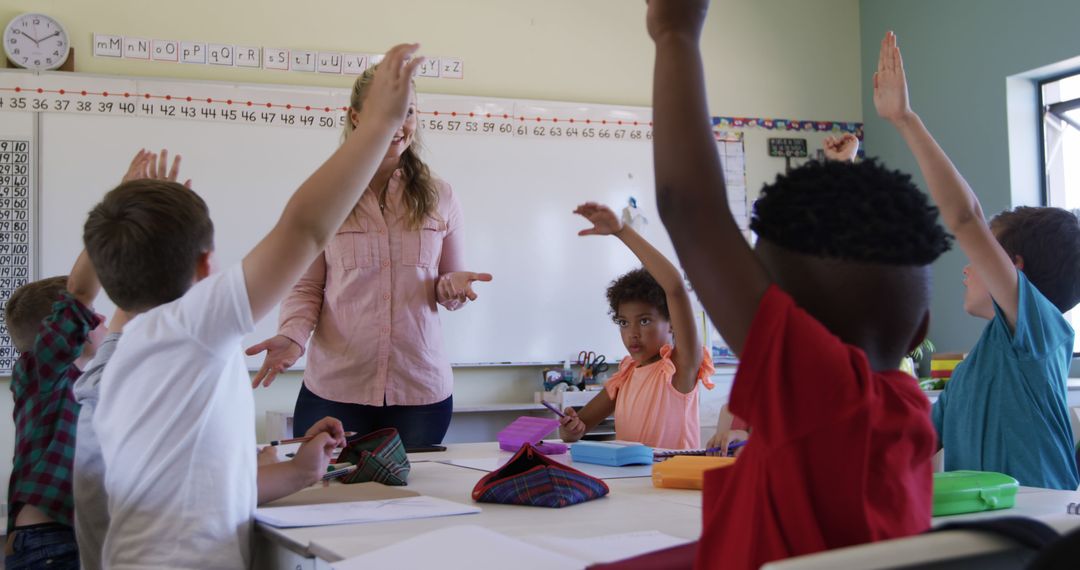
left=638, top=2, right=952, bottom=568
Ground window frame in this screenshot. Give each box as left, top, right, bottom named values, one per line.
left=1038, top=71, right=1080, bottom=356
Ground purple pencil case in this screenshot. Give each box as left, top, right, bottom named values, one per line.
left=498, top=416, right=567, bottom=455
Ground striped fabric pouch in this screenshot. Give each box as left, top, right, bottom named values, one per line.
left=471, top=443, right=609, bottom=508
left=337, top=428, right=411, bottom=486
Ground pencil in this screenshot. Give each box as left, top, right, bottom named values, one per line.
left=269, top=431, right=357, bottom=446
left=541, top=400, right=566, bottom=418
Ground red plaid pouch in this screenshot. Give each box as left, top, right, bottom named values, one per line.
left=337, top=428, right=411, bottom=486
left=471, top=443, right=609, bottom=508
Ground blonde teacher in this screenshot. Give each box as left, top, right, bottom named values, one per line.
left=247, top=65, right=491, bottom=446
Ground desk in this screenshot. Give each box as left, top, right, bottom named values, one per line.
left=254, top=442, right=703, bottom=569
left=254, top=444, right=1080, bottom=570
left=764, top=486, right=1080, bottom=570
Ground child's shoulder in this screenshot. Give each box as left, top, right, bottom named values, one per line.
left=1005, top=271, right=1073, bottom=346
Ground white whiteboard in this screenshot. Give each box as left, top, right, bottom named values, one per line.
left=1, top=70, right=748, bottom=368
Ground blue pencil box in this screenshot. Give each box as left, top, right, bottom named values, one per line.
left=570, top=441, right=654, bottom=466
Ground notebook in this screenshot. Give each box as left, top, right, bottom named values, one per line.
left=654, top=440, right=746, bottom=458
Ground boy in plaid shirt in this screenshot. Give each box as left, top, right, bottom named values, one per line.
left=4, top=250, right=106, bottom=569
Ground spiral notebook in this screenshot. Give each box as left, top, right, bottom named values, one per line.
left=653, top=440, right=746, bottom=459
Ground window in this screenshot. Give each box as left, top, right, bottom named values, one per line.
left=1041, top=72, right=1080, bottom=352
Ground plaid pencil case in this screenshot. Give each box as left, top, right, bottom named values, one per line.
left=336, top=428, right=411, bottom=486
left=471, top=443, right=609, bottom=508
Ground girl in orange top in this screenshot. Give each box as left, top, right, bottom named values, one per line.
left=559, top=202, right=714, bottom=450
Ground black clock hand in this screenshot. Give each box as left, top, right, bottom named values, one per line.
left=14, top=29, right=41, bottom=46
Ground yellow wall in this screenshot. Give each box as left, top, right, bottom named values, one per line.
left=1, top=0, right=862, bottom=117
left=0, top=0, right=862, bottom=500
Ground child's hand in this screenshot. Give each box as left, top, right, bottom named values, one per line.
left=646, top=0, right=709, bottom=43
left=304, top=416, right=347, bottom=448
left=437, top=271, right=493, bottom=303
left=290, top=432, right=336, bottom=487
left=823, top=134, right=859, bottom=163
left=706, top=429, right=749, bottom=457
left=873, top=31, right=914, bottom=125
left=559, top=408, right=587, bottom=442
left=360, top=43, right=425, bottom=128
left=574, top=202, right=623, bottom=236
left=246, top=335, right=303, bottom=388
left=257, top=446, right=281, bottom=466
left=121, top=148, right=192, bottom=187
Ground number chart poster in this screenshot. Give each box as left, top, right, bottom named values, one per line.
left=0, top=138, right=32, bottom=375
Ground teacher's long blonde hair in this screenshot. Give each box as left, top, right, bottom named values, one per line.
left=342, top=65, right=439, bottom=231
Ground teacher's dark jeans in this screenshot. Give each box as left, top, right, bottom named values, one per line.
left=293, top=383, right=453, bottom=446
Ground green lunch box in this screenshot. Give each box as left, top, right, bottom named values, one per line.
left=932, top=470, right=1019, bottom=516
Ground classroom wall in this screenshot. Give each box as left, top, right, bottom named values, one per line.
left=859, top=0, right=1080, bottom=354
left=0, top=0, right=863, bottom=496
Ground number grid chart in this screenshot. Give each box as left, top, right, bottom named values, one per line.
left=0, top=137, right=33, bottom=375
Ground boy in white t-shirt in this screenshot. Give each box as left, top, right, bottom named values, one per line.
left=84, top=44, right=426, bottom=569
left=73, top=151, right=352, bottom=569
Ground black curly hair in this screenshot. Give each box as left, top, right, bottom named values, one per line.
left=750, top=158, right=952, bottom=265
left=606, top=268, right=669, bottom=321
left=991, top=206, right=1080, bottom=313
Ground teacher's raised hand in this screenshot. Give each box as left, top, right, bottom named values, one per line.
left=246, top=334, right=303, bottom=388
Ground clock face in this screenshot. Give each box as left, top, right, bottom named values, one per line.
left=4, top=13, right=70, bottom=71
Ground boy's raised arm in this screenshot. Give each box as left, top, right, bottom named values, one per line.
left=243, top=44, right=423, bottom=322
left=648, top=0, right=770, bottom=356
left=67, top=250, right=101, bottom=309
left=875, top=31, right=1019, bottom=327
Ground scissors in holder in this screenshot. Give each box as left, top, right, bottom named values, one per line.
left=577, top=351, right=609, bottom=381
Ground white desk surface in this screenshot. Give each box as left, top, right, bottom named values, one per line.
left=256, top=442, right=1080, bottom=566
left=257, top=442, right=703, bottom=563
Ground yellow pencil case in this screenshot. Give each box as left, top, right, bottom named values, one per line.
left=930, top=359, right=963, bottom=371
left=651, top=456, right=736, bottom=490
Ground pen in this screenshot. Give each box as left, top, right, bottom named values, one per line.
left=541, top=400, right=566, bottom=418
left=322, top=464, right=357, bottom=481
left=269, top=431, right=358, bottom=446
left=703, top=440, right=747, bottom=455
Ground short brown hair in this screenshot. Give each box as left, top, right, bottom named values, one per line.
left=83, top=180, right=214, bottom=312
left=991, top=206, right=1080, bottom=313
left=606, top=268, right=669, bottom=321
left=4, top=276, right=68, bottom=353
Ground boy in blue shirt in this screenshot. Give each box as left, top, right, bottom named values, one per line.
left=876, top=32, right=1080, bottom=489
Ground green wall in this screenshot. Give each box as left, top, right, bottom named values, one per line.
left=860, top=0, right=1080, bottom=353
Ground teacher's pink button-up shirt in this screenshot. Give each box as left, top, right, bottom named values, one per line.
left=278, top=171, right=465, bottom=406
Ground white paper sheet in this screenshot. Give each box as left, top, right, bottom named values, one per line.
left=531, top=530, right=693, bottom=564
left=254, top=496, right=480, bottom=528
left=331, top=525, right=583, bottom=570
left=330, top=525, right=691, bottom=570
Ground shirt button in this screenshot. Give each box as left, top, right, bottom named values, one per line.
left=383, top=294, right=391, bottom=300
left=382, top=260, right=391, bottom=268
left=378, top=229, right=385, bottom=234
